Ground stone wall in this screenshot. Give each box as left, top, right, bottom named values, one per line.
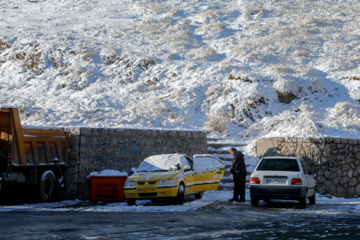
left=65, top=128, right=207, bottom=200
left=256, top=137, right=360, bottom=198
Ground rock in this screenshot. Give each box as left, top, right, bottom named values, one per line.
left=336, top=186, right=346, bottom=197
left=348, top=187, right=355, bottom=196
left=342, top=164, right=350, bottom=172
left=355, top=184, right=360, bottom=195
left=349, top=178, right=358, bottom=187
left=340, top=176, right=349, bottom=185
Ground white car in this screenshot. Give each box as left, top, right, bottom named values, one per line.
left=250, top=156, right=316, bottom=208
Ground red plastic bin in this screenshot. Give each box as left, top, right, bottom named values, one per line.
left=89, top=175, right=128, bottom=202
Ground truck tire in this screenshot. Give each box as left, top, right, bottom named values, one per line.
left=38, top=170, right=56, bottom=202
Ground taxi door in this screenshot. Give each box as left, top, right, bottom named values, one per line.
left=193, top=155, right=225, bottom=192
left=179, top=156, right=195, bottom=195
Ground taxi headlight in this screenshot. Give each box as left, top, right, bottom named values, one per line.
left=124, top=181, right=136, bottom=189
left=159, top=180, right=176, bottom=186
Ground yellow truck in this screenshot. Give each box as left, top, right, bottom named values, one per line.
left=0, top=108, right=69, bottom=202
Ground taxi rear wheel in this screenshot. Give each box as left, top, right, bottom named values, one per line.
left=175, top=183, right=185, bottom=204
left=195, top=191, right=204, bottom=200
left=127, top=199, right=136, bottom=206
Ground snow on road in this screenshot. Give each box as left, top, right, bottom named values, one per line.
left=1, top=190, right=359, bottom=213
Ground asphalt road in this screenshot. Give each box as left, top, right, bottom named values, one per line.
left=1, top=200, right=360, bottom=240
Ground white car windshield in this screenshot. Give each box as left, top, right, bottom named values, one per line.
left=136, top=155, right=180, bottom=172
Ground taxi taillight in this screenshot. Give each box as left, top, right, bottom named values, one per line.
left=291, top=178, right=303, bottom=185
left=250, top=177, right=260, bottom=184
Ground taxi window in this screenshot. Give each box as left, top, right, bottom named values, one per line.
left=179, top=156, right=192, bottom=170
left=185, top=156, right=193, bottom=170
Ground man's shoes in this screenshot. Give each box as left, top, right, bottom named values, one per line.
left=228, top=198, right=239, bottom=202
left=239, top=199, right=246, bottom=202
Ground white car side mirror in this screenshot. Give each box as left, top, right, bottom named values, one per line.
left=131, top=167, right=136, bottom=174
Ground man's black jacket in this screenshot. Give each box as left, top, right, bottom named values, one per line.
left=231, top=151, right=247, bottom=177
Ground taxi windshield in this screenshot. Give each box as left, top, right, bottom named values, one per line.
left=136, top=155, right=179, bottom=172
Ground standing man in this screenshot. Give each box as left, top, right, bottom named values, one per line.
left=229, top=147, right=247, bottom=202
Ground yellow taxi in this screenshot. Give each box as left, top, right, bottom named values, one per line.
left=124, top=153, right=225, bottom=205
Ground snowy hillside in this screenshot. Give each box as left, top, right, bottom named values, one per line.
left=1, top=0, right=360, bottom=155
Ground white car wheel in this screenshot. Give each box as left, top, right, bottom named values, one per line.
left=299, top=193, right=308, bottom=208
left=309, top=190, right=316, bottom=204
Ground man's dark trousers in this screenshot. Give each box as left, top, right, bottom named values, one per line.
left=233, top=173, right=246, bottom=201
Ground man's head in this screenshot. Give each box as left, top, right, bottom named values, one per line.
left=229, top=147, right=237, bottom=156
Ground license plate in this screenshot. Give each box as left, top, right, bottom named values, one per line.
left=265, top=178, right=286, bottom=184
left=139, top=187, right=156, bottom=193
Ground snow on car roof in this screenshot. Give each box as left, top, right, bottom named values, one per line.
left=261, top=156, right=298, bottom=159
left=136, top=154, right=187, bottom=172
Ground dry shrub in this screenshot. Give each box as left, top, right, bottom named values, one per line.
left=127, top=96, right=178, bottom=124
left=228, top=74, right=254, bottom=83
left=205, top=110, right=230, bottom=134
left=349, top=75, right=360, bottom=81
left=242, top=3, right=264, bottom=20
left=276, top=91, right=297, bottom=104
left=273, top=78, right=300, bottom=104
left=198, top=9, right=222, bottom=22
left=0, top=40, right=10, bottom=51
left=14, top=43, right=44, bottom=75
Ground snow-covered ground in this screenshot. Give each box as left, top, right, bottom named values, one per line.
left=1, top=0, right=359, bottom=144
left=1, top=190, right=360, bottom=213
left=1, top=0, right=360, bottom=208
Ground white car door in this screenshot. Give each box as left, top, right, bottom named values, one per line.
left=300, top=160, right=316, bottom=197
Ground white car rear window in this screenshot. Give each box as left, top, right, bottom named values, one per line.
left=257, top=158, right=299, bottom=172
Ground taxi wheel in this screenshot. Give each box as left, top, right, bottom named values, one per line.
left=127, top=199, right=136, bottom=206
left=175, top=183, right=185, bottom=204
left=195, top=191, right=204, bottom=200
